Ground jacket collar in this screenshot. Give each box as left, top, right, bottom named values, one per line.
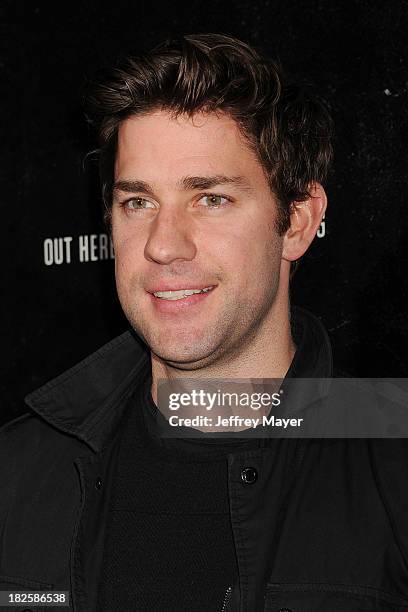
left=25, top=331, right=150, bottom=453
left=287, top=305, right=333, bottom=379
left=24, top=306, right=332, bottom=453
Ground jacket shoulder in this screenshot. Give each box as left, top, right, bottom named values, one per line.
left=0, top=409, right=82, bottom=447
left=0, top=410, right=85, bottom=486
left=0, top=411, right=51, bottom=450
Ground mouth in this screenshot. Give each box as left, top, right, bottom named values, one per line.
left=147, top=285, right=217, bottom=312
left=152, top=286, right=215, bottom=301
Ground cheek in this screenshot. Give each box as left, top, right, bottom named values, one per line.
left=236, top=226, right=283, bottom=293
left=113, top=235, right=144, bottom=290
left=212, top=218, right=280, bottom=268
left=112, top=219, right=143, bottom=260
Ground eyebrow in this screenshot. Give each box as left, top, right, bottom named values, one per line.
left=113, top=175, right=255, bottom=198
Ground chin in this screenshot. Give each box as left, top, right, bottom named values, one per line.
left=128, top=314, right=221, bottom=364
left=153, top=346, right=212, bottom=366
left=149, top=336, right=222, bottom=367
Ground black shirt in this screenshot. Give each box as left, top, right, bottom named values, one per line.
left=97, top=367, right=261, bottom=611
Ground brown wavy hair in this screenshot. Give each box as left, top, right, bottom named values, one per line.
left=84, top=33, right=334, bottom=235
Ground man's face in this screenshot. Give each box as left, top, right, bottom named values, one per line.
left=112, top=109, right=285, bottom=369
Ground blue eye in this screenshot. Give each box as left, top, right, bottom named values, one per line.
left=199, top=194, right=229, bottom=208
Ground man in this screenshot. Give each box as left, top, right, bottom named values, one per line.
left=1, top=33, right=408, bottom=612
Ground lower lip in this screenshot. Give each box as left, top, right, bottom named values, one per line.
left=148, top=287, right=217, bottom=313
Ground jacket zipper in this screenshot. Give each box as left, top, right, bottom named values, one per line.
left=220, top=586, right=232, bottom=612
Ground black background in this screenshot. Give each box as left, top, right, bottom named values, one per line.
left=2, top=1, right=407, bottom=425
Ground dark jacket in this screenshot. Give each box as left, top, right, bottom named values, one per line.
left=2, top=307, right=408, bottom=612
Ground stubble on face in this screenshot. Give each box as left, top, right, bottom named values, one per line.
left=111, top=109, right=286, bottom=374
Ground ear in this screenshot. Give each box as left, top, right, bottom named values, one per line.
left=282, top=182, right=327, bottom=262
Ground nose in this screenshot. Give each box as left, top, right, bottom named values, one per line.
left=144, top=207, right=197, bottom=265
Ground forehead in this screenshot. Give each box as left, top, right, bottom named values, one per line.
left=114, top=109, right=263, bottom=183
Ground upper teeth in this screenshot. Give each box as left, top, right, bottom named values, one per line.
left=153, top=287, right=213, bottom=300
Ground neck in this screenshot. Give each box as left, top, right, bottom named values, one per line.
left=150, top=287, right=296, bottom=405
